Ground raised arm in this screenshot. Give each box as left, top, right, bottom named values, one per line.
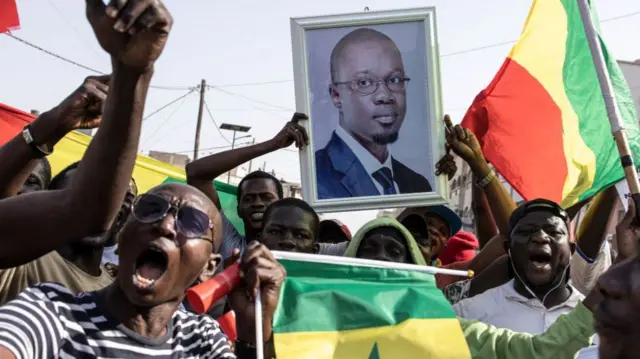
left=0, top=76, right=109, bottom=199
left=186, top=113, right=308, bottom=209
left=445, top=115, right=517, bottom=235
left=0, top=0, right=173, bottom=268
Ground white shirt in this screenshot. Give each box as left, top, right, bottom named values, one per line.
left=454, top=279, right=584, bottom=334
left=335, top=126, right=400, bottom=194
left=454, top=279, right=599, bottom=357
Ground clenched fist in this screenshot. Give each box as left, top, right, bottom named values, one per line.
left=86, top=0, right=173, bottom=72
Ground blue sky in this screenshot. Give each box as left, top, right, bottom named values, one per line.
left=2, top=0, right=639, bottom=229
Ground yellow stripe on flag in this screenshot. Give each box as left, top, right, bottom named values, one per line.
left=49, top=131, right=187, bottom=193
left=507, top=0, right=596, bottom=207
left=274, top=318, right=470, bottom=359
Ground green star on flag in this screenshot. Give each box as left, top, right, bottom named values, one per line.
left=368, top=343, right=379, bottom=359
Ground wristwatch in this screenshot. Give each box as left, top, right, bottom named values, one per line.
left=22, top=125, right=52, bottom=158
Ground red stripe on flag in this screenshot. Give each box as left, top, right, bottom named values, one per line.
left=0, top=0, right=20, bottom=33
left=0, top=103, right=35, bottom=146
left=461, top=58, right=568, bottom=203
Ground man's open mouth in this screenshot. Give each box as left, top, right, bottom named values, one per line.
left=133, top=246, right=168, bottom=289
left=528, top=250, right=552, bottom=270
left=250, top=212, right=264, bottom=221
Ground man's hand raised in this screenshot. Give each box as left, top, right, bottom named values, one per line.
left=444, top=114, right=485, bottom=170
left=86, top=0, right=173, bottom=72
left=52, top=75, right=110, bottom=133
left=271, top=112, right=310, bottom=150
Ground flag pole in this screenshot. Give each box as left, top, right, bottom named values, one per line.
left=272, top=251, right=474, bottom=278
left=577, top=0, right=640, bottom=205
left=255, top=291, right=264, bottom=359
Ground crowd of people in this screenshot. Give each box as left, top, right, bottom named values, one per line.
left=0, top=1, right=639, bottom=358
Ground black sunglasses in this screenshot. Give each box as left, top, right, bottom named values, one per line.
left=132, top=193, right=213, bottom=243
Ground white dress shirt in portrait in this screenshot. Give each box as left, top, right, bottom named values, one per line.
left=335, top=125, right=400, bottom=194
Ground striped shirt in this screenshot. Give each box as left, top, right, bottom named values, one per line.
left=0, top=283, right=236, bottom=359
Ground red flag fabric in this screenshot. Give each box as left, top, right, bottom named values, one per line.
left=0, top=0, right=20, bottom=33
left=0, top=103, right=34, bottom=146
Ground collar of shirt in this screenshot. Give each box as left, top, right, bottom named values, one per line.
left=503, top=279, right=583, bottom=311
left=335, top=126, right=397, bottom=193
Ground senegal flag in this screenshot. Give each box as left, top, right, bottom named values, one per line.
left=461, top=0, right=640, bottom=208
left=273, top=257, right=471, bottom=358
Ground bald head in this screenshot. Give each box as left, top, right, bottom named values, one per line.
left=148, top=183, right=223, bottom=252
left=330, top=28, right=402, bottom=83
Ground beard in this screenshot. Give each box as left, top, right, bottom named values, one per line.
left=372, top=131, right=399, bottom=145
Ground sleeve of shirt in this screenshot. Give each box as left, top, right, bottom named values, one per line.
left=460, top=302, right=594, bottom=359
left=317, top=241, right=349, bottom=256
left=0, top=285, right=64, bottom=359
left=571, top=241, right=612, bottom=296
left=218, top=214, right=245, bottom=260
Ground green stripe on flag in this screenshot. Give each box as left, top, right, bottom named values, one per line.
left=560, top=0, right=640, bottom=202
left=161, top=177, right=244, bottom=235
left=273, top=259, right=456, bottom=334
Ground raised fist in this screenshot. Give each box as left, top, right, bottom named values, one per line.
left=86, top=0, right=173, bottom=72
left=52, top=75, right=110, bottom=132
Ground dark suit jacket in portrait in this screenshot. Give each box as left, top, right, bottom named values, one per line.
left=314, top=131, right=432, bottom=200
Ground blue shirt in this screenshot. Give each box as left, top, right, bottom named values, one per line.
left=219, top=214, right=246, bottom=260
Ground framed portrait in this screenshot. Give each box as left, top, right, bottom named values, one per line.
left=291, top=7, right=448, bottom=212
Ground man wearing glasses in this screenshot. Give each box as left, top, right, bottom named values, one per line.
left=315, top=27, right=432, bottom=199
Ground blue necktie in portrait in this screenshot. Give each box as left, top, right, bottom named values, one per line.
left=372, top=167, right=396, bottom=195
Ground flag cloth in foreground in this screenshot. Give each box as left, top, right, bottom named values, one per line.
left=461, top=0, right=640, bottom=208
left=273, top=259, right=471, bottom=359
left=0, top=102, right=244, bottom=233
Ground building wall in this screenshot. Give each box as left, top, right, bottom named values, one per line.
left=148, top=150, right=191, bottom=169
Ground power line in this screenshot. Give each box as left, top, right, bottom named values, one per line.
left=142, top=93, right=192, bottom=149
left=203, top=98, right=233, bottom=144
left=602, top=10, right=640, bottom=22
left=440, top=9, right=640, bottom=57
left=208, top=85, right=294, bottom=112
left=45, top=0, right=102, bottom=57
left=213, top=79, right=293, bottom=87
left=3, top=33, right=193, bottom=91
left=5, top=32, right=103, bottom=73
left=143, top=88, right=197, bottom=121
left=173, top=141, right=253, bottom=155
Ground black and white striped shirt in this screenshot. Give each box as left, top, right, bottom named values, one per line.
left=0, top=283, right=236, bottom=358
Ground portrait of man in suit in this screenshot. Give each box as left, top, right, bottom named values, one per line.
left=314, top=28, right=433, bottom=200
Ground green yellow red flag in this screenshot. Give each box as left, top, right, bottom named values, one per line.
left=273, top=258, right=471, bottom=359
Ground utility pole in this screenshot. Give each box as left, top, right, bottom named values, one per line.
left=247, top=138, right=256, bottom=172
left=193, top=79, right=206, bottom=161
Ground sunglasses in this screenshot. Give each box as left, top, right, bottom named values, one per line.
left=132, top=193, right=213, bottom=243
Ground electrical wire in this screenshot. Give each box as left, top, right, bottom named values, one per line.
left=45, top=0, right=103, bottom=57
left=212, top=79, right=293, bottom=87
left=173, top=141, right=253, bottom=154
left=3, top=33, right=193, bottom=90
left=142, top=93, right=191, bottom=148
left=203, top=99, right=233, bottom=144
left=441, top=9, right=640, bottom=57
left=143, top=88, right=196, bottom=121
left=207, top=86, right=293, bottom=112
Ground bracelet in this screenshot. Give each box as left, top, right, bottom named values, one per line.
left=22, top=125, right=52, bottom=158
left=476, top=171, right=496, bottom=189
